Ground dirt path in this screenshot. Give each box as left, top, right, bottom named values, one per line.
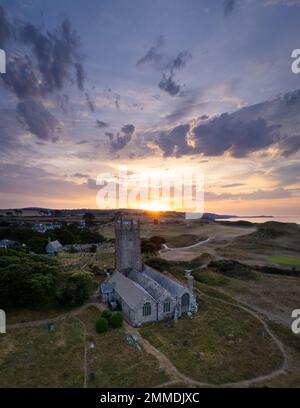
left=6, top=296, right=288, bottom=388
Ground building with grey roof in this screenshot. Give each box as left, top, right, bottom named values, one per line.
left=100, top=217, right=198, bottom=326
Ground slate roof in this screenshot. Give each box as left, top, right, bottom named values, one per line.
left=143, top=265, right=187, bottom=298
left=0, top=239, right=17, bottom=248
left=46, top=240, right=63, bottom=251
left=108, top=271, right=155, bottom=310
left=128, top=270, right=171, bottom=303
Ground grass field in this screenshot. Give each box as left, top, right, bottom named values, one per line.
left=140, top=297, right=283, bottom=384
left=79, top=307, right=169, bottom=388
left=267, top=256, right=300, bottom=266
left=0, top=319, right=83, bottom=387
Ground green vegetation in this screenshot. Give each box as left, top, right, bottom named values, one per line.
left=80, top=307, right=169, bottom=388
left=0, top=223, right=105, bottom=253
left=56, top=272, right=94, bottom=307
left=209, top=260, right=260, bottom=280
left=0, top=249, right=94, bottom=309
left=0, top=319, right=83, bottom=387
left=109, top=312, right=123, bottom=328
left=140, top=298, right=283, bottom=384
left=95, top=317, right=109, bottom=333
left=165, top=234, right=201, bottom=248
left=141, top=236, right=165, bottom=254
left=101, top=309, right=112, bottom=320
left=267, top=256, right=300, bottom=266
left=193, top=269, right=230, bottom=286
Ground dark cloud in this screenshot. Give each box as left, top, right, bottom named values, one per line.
left=96, top=120, right=109, bottom=128
left=2, top=55, right=42, bottom=98
left=199, top=114, right=209, bottom=120
left=110, top=124, right=135, bottom=152
left=222, top=183, right=245, bottom=188
left=85, top=92, right=95, bottom=112
left=0, top=6, right=91, bottom=143
left=279, top=135, right=300, bottom=157
left=158, top=74, right=181, bottom=96
left=156, top=124, right=192, bottom=157
left=19, top=19, right=84, bottom=94
left=136, top=36, right=191, bottom=97
left=155, top=114, right=280, bottom=158
left=74, top=62, right=85, bottom=91
left=17, top=99, right=60, bottom=142
left=223, top=0, right=236, bottom=15
left=192, top=114, right=281, bottom=157
left=0, top=5, right=13, bottom=47
left=73, top=172, right=89, bottom=178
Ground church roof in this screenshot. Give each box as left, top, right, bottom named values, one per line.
left=128, top=270, right=171, bottom=303
left=143, top=265, right=187, bottom=298
left=108, top=271, right=155, bottom=310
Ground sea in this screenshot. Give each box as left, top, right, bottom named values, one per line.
left=217, top=216, right=300, bottom=224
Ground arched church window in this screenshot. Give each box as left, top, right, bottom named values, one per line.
left=163, top=300, right=171, bottom=313
left=142, top=302, right=151, bottom=316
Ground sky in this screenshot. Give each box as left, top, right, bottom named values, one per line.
left=0, top=0, right=300, bottom=215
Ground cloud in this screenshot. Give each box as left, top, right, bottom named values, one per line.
left=73, top=172, right=89, bottom=178
left=0, top=5, right=13, bottom=47
left=85, top=92, right=95, bottom=112
left=158, top=74, right=181, bottom=96
left=264, top=0, right=300, bottom=6
left=206, top=187, right=292, bottom=201
left=192, top=114, right=280, bottom=157
left=17, top=99, right=60, bottom=142
left=110, top=124, right=135, bottom=152
left=96, top=120, right=109, bottom=128
left=152, top=89, right=300, bottom=159
left=223, top=0, right=236, bottom=15
left=0, top=6, right=91, bottom=143
left=279, top=135, right=300, bottom=157
left=156, top=124, right=192, bottom=157
left=222, top=183, right=245, bottom=188
left=19, top=18, right=84, bottom=94
left=2, top=55, right=42, bottom=98
left=136, top=36, right=191, bottom=96
left=272, top=162, right=300, bottom=186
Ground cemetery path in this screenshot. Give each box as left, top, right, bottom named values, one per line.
left=6, top=294, right=288, bottom=388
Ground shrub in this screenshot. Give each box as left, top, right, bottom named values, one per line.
left=56, top=272, right=93, bottom=307
left=95, top=317, right=109, bottom=333
left=101, top=309, right=112, bottom=320
left=146, top=257, right=171, bottom=272
left=110, top=312, right=123, bottom=328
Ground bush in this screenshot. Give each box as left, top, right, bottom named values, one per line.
left=101, top=309, right=112, bottom=320
left=146, top=257, right=171, bottom=272
left=56, top=272, right=93, bottom=307
left=110, top=312, right=123, bottom=328
left=95, top=317, right=109, bottom=333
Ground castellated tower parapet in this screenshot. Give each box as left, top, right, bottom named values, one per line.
left=114, top=216, right=142, bottom=276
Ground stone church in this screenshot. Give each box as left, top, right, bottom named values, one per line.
left=100, top=217, right=198, bottom=326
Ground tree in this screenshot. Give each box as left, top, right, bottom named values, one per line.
left=101, top=309, right=112, bottom=320
left=83, top=212, right=95, bottom=227
left=110, top=312, right=123, bottom=328
left=95, top=317, right=109, bottom=333
left=56, top=272, right=93, bottom=307
left=0, top=249, right=59, bottom=308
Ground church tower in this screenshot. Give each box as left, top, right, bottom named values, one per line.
left=114, top=216, right=142, bottom=276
